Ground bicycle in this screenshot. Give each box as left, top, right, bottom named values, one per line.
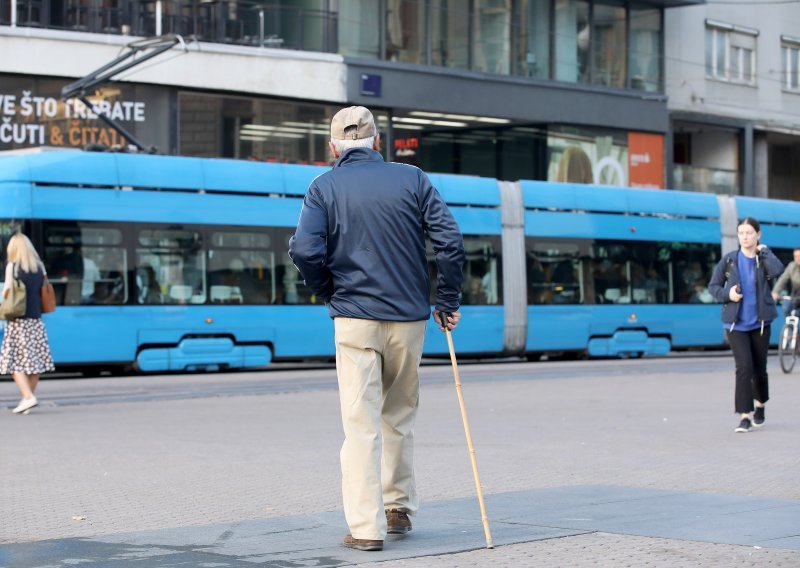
left=778, top=295, right=800, bottom=373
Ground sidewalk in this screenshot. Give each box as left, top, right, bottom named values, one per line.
left=1, top=358, right=799, bottom=566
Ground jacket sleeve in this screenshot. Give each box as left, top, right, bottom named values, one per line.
left=419, top=172, right=465, bottom=312
left=708, top=257, right=730, bottom=303
left=772, top=262, right=792, bottom=296
left=760, top=248, right=784, bottom=281
left=288, top=184, right=334, bottom=302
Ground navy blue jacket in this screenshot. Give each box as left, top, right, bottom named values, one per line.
left=289, top=148, right=465, bottom=321
left=708, top=248, right=783, bottom=329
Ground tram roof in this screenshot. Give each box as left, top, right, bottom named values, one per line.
left=0, top=149, right=500, bottom=206
left=735, top=196, right=800, bottom=228
left=519, top=180, right=721, bottom=220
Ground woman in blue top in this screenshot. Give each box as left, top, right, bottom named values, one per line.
left=709, top=218, right=784, bottom=433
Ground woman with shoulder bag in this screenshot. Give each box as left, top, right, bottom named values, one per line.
left=1, top=234, right=55, bottom=414
left=708, top=218, right=784, bottom=433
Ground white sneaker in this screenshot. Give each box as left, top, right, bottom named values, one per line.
left=12, top=396, right=38, bottom=414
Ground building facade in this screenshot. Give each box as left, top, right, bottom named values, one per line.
left=665, top=2, right=800, bottom=198
left=2, top=0, right=702, bottom=190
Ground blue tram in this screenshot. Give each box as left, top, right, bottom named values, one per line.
left=1, top=149, right=799, bottom=371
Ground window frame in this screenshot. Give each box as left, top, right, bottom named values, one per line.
left=782, top=37, right=800, bottom=92
left=705, top=21, right=758, bottom=86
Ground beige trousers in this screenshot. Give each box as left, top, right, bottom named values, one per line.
left=334, top=317, right=427, bottom=540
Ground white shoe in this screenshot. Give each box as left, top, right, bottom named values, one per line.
left=12, top=396, right=37, bottom=414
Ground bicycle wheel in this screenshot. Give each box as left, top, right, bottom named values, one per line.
left=779, top=323, right=796, bottom=373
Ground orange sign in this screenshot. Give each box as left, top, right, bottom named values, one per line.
left=628, top=132, right=664, bottom=189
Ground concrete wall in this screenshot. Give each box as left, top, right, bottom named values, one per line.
left=0, top=27, right=347, bottom=103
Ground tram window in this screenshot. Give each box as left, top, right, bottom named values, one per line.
left=667, top=243, right=720, bottom=304
left=460, top=236, right=502, bottom=305
left=43, top=224, right=128, bottom=306
left=527, top=240, right=583, bottom=305
left=137, top=229, right=205, bottom=305
left=772, top=248, right=794, bottom=267
left=627, top=243, right=668, bottom=304
left=0, top=221, right=23, bottom=296
left=592, top=243, right=630, bottom=304
left=427, top=235, right=502, bottom=306
left=209, top=230, right=274, bottom=304
left=276, top=229, right=317, bottom=305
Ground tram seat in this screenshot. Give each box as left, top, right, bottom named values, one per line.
left=632, top=289, right=648, bottom=303
left=169, top=285, right=193, bottom=303
left=210, top=285, right=232, bottom=303
left=604, top=288, right=621, bottom=303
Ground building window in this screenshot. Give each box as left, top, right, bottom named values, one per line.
left=591, top=3, right=627, bottom=88
left=514, top=0, right=550, bottom=79
left=782, top=37, right=800, bottom=91
left=431, top=1, right=471, bottom=70
left=629, top=7, right=662, bottom=92
left=472, top=0, right=512, bottom=74
left=386, top=0, right=428, bottom=64
left=554, top=0, right=590, bottom=83
left=705, top=21, right=757, bottom=85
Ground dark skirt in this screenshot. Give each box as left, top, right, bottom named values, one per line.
left=0, top=318, right=55, bottom=375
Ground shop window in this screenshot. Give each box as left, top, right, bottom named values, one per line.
left=705, top=21, right=758, bottom=85
left=180, top=93, right=388, bottom=164
left=782, top=37, right=800, bottom=91
left=548, top=125, right=628, bottom=187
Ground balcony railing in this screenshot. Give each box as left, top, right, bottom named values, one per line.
left=0, top=0, right=338, bottom=52
left=672, top=164, right=741, bottom=195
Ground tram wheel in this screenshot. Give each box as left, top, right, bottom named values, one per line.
left=778, top=323, right=796, bottom=374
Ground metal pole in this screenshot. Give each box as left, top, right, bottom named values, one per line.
left=155, top=0, right=162, bottom=36
left=259, top=8, right=264, bottom=47
left=11, top=0, right=17, bottom=26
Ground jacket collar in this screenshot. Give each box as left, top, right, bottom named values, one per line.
left=333, top=147, right=384, bottom=168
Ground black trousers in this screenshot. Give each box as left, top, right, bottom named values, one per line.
left=727, top=327, right=770, bottom=414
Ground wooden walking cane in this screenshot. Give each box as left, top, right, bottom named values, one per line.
left=439, top=311, right=494, bottom=549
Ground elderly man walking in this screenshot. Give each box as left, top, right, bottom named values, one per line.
left=289, top=106, right=465, bottom=551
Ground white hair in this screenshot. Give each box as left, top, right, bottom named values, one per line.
left=331, top=135, right=375, bottom=155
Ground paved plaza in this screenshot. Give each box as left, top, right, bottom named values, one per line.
left=1, top=356, right=799, bottom=567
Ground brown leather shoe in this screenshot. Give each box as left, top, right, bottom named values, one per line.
left=343, top=534, right=383, bottom=551
left=386, top=508, right=412, bottom=534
